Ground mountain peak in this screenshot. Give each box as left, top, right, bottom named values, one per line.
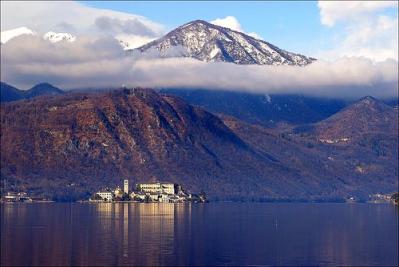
left=135, top=20, right=315, bottom=66
left=27, top=83, right=64, bottom=98
left=314, top=95, right=397, bottom=141
left=31, top=82, right=58, bottom=89
left=43, top=31, right=76, bottom=43
left=1, top=27, right=35, bottom=43
left=180, top=19, right=210, bottom=27
left=30, top=82, right=63, bottom=91
left=357, top=95, right=378, bottom=104
left=351, top=95, right=391, bottom=111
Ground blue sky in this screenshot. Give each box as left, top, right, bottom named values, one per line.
left=80, top=1, right=333, bottom=56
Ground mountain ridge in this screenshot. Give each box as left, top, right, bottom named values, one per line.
left=1, top=82, right=64, bottom=102
left=135, top=20, right=316, bottom=66
left=1, top=88, right=397, bottom=201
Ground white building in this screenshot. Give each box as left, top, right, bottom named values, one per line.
left=137, top=183, right=176, bottom=195
left=96, top=192, right=114, bottom=201
left=124, top=180, right=129, bottom=194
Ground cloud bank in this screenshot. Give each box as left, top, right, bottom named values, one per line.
left=1, top=35, right=397, bottom=99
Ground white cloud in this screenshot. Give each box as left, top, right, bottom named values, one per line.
left=210, top=16, right=262, bottom=40
left=127, top=57, right=398, bottom=98
left=211, top=16, right=243, bottom=32
left=318, top=1, right=398, bottom=26
left=0, top=1, right=164, bottom=48
left=317, top=1, right=398, bottom=61
left=247, top=32, right=262, bottom=40
left=1, top=35, right=397, bottom=98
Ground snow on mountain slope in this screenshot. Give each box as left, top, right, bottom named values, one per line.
left=43, top=32, right=76, bottom=43
left=115, top=34, right=156, bottom=50
left=1, top=27, right=76, bottom=44
left=135, top=20, right=315, bottom=66
left=1, top=27, right=35, bottom=44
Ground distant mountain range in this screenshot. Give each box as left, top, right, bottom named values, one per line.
left=0, top=27, right=35, bottom=43
left=0, top=27, right=76, bottom=44
left=0, top=82, right=64, bottom=102
left=161, top=89, right=350, bottom=126
left=135, top=20, right=315, bottom=66
left=2, top=82, right=397, bottom=127
left=2, top=20, right=314, bottom=66
left=1, top=88, right=397, bottom=201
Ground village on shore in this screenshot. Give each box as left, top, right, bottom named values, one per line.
left=89, top=180, right=207, bottom=203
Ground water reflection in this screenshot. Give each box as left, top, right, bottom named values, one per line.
left=89, top=203, right=189, bottom=266
left=1, top=203, right=398, bottom=266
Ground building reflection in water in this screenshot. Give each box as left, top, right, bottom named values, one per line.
left=134, top=203, right=176, bottom=266
left=90, top=203, right=192, bottom=266
left=123, top=203, right=128, bottom=259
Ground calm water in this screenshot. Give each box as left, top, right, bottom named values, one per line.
left=1, top=203, right=398, bottom=266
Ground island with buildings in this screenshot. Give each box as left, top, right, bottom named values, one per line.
left=89, top=180, right=207, bottom=203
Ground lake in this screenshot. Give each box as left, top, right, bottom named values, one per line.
left=1, top=203, right=398, bottom=266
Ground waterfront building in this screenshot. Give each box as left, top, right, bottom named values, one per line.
left=3, top=192, right=32, bottom=202
left=96, top=191, right=114, bottom=201
left=124, top=180, right=129, bottom=194
left=3, top=192, right=18, bottom=202
left=137, top=182, right=177, bottom=195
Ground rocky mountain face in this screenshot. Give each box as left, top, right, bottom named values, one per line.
left=0, top=82, right=64, bottom=102
left=1, top=89, right=397, bottom=201
left=0, top=88, right=292, bottom=201
left=135, top=20, right=315, bottom=66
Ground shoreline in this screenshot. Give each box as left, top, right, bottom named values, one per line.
left=1, top=200, right=397, bottom=205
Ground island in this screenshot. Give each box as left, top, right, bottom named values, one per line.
left=89, top=180, right=207, bottom=203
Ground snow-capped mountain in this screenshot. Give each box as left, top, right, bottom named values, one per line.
left=1, top=27, right=76, bottom=44
left=135, top=20, right=315, bottom=66
left=43, top=31, right=76, bottom=43
left=1, top=27, right=35, bottom=44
